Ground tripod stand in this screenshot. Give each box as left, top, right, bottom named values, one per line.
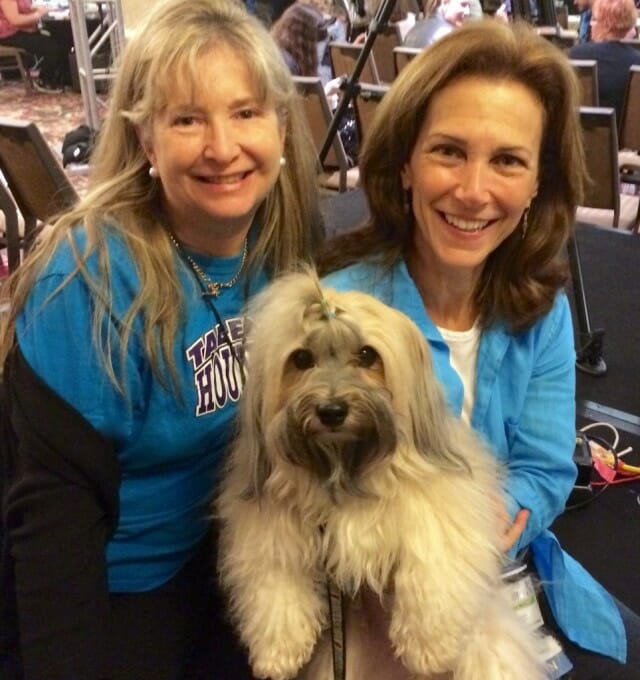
left=319, top=0, right=398, bottom=165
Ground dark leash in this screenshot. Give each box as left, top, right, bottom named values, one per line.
left=327, top=577, right=346, bottom=680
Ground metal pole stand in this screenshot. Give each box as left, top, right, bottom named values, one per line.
left=319, top=0, right=398, bottom=165
left=69, top=0, right=126, bottom=132
left=568, top=234, right=607, bottom=376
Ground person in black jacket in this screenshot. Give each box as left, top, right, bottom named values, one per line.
left=569, top=0, right=640, bottom=121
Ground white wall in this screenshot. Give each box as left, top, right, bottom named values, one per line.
left=120, top=0, right=154, bottom=35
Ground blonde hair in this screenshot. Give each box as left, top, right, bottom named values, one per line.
left=1, top=0, right=323, bottom=387
left=320, top=19, right=585, bottom=332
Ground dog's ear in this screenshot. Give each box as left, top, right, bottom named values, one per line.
left=392, top=313, right=471, bottom=473
left=239, top=429, right=272, bottom=501
left=235, top=364, right=273, bottom=499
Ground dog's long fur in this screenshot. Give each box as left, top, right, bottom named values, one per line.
left=216, top=271, right=545, bottom=680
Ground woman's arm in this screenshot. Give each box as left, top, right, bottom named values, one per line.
left=4, top=345, right=120, bottom=680
left=504, top=295, right=578, bottom=555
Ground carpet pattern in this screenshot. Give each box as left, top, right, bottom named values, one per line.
left=0, top=79, right=90, bottom=195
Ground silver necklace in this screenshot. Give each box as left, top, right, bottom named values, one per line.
left=167, top=230, right=248, bottom=297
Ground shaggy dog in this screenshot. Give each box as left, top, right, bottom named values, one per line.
left=216, top=271, right=544, bottom=680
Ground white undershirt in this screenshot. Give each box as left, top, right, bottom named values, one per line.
left=437, top=322, right=481, bottom=425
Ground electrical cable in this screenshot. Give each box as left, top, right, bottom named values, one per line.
left=564, top=423, right=639, bottom=511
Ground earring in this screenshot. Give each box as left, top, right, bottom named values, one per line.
left=521, top=207, right=530, bottom=239
left=149, top=165, right=159, bottom=178
left=403, top=190, right=411, bottom=216
left=279, top=156, right=286, bottom=167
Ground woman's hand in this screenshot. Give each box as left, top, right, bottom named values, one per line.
left=497, top=502, right=530, bottom=552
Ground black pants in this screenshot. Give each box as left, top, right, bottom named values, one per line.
left=0, top=30, right=66, bottom=86
left=107, top=533, right=254, bottom=680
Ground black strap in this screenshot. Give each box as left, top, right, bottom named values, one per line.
left=327, top=578, right=346, bottom=680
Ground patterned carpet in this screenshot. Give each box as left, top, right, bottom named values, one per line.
left=0, top=79, right=90, bottom=195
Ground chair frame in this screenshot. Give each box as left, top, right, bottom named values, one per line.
left=570, top=59, right=599, bottom=107
left=293, top=76, right=355, bottom=193
left=618, top=65, right=640, bottom=186
left=392, top=45, right=421, bottom=78
left=580, top=106, right=620, bottom=225
left=329, top=41, right=380, bottom=86
left=619, top=65, right=640, bottom=152
left=577, top=106, right=640, bottom=231
left=0, top=45, right=33, bottom=93
left=370, top=22, right=402, bottom=84
left=0, top=118, right=78, bottom=270
left=353, top=83, right=388, bottom=146
left=0, top=180, right=22, bottom=272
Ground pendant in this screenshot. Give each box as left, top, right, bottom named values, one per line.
left=207, top=281, right=221, bottom=297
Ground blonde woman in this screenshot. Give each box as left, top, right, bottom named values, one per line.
left=0, top=0, right=323, bottom=677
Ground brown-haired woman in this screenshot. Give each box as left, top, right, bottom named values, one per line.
left=321, top=18, right=639, bottom=677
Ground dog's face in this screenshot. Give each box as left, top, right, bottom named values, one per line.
left=273, top=294, right=400, bottom=497
left=239, top=270, right=467, bottom=501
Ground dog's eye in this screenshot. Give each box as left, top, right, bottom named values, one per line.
left=290, top=348, right=315, bottom=370
left=357, top=345, right=378, bottom=368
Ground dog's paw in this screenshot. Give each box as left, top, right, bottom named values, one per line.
left=391, top=623, right=461, bottom=676
left=250, top=637, right=317, bottom=680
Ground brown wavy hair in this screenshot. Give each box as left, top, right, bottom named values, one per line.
left=318, top=19, right=586, bottom=332
left=271, top=2, right=327, bottom=76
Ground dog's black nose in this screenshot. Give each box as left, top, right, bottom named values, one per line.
left=316, top=400, right=348, bottom=427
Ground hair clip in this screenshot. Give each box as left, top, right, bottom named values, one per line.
left=320, top=297, right=336, bottom=319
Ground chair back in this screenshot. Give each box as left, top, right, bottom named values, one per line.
left=293, top=76, right=353, bottom=192
left=370, top=23, right=402, bottom=84
left=570, top=59, right=599, bottom=107
left=392, top=46, right=421, bottom=77
left=620, top=38, right=640, bottom=51
left=353, top=83, right=388, bottom=145
left=619, top=65, right=640, bottom=152
left=578, top=106, right=621, bottom=225
left=0, top=181, right=23, bottom=272
left=329, top=41, right=379, bottom=85
left=0, top=118, right=78, bottom=267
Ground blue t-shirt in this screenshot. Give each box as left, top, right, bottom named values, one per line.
left=17, top=227, right=267, bottom=592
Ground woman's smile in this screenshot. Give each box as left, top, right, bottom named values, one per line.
left=439, top=211, right=495, bottom=233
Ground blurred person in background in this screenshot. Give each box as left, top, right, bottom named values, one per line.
left=270, top=1, right=329, bottom=76
left=0, top=0, right=66, bottom=91
left=403, top=0, right=470, bottom=48
left=569, top=0, right=640, bottom=121
left=575, top=0, right=594, bottom=42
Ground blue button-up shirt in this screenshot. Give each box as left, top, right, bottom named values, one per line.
left=324, top=259, right=626, bottom=662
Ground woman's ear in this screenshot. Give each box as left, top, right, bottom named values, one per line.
left=531, top=176, right=539, bottom=203
left=135, top=125, right=156, bottom=167
left=401, top=164, right=412, bottom=191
